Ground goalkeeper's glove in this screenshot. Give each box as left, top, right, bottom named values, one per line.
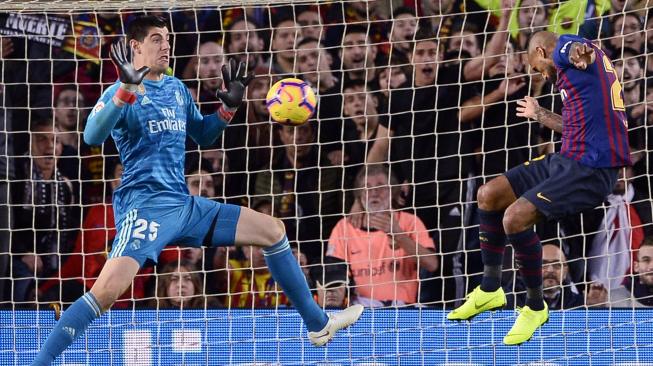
left=110, top=39, right=150, bottom=104
left=215, top=58, right=254, bottom=110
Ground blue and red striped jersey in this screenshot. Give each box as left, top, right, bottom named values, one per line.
left=552, top=34, right=631, bottom=168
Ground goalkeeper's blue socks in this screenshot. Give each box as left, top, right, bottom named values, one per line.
left=263, top=236, right=329, bottom=332
left=32, top=292, right=103, bottom=365
left=508, top=228, right=545, bottom=311
left=479, top=209, right=506, bottom=292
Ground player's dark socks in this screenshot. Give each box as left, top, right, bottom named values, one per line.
left=479, top=209, right=506, bottom=292
left=263, top=236, right=329, bottom=332
left=526, top=287, right=545, bottom=311
left=508, top=228, right=543, bottom=304
left=32, top=292, right=102, bottom=365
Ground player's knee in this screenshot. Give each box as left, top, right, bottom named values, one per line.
left=261, top=216, right=286, bottom=247
left=477, top=184, right=496, bottom=210
left=502, top=204, right=532, bottom=234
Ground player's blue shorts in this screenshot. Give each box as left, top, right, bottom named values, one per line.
left=108, top=196, right=241, bottom=267
left=504, top=154, right=619, bottom=220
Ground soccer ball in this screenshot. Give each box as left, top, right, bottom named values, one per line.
left=265, top=78, right=317, bottom=126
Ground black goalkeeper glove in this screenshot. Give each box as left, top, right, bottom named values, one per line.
left=215, top=58, right=254, bottom=110
left=110, top=39, right=150, bottom=90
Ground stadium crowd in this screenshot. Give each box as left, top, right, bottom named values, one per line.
left=0, top=0, right=652, bottom=311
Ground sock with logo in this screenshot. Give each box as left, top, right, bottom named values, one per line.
left=32, top=292, right=103, bottom=365
left=479, top=209, right=506, bottom=292
left=508, top=228, right=545, bottom=311
left=263, top=236, right=329, bottom=332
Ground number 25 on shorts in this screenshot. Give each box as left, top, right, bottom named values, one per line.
left=132, top=219, right=160, bottom=241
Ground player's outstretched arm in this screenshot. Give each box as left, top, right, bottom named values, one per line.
left=187, top=59, right=253, bottom=146
left=84, top=40, right=150, bottom=145
left=516, top=96, right=563, bottom=133
left=568, top=42, right=595, bottom=70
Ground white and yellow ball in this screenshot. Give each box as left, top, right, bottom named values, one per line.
left=265, top=78, right=317, bottom=126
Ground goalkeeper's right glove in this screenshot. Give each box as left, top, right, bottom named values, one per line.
left=110, top=39, right=150, bottom=104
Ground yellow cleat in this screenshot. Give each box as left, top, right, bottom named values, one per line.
left=447, top=286, right=507, bottom=321
left=503, top=302, right=549, bottom=345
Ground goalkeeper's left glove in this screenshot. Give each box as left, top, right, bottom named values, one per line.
left=215, top=58, right=254, bottom=110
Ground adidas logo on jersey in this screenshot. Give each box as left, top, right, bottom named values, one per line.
left=141, top=95, right=152, bottom=105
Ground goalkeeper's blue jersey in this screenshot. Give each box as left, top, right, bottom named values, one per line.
left=89, top=76, right=218, bottom=219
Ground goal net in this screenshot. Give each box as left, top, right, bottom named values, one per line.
left=1, top=0, right=652, bottom=364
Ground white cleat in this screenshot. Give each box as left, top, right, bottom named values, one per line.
left=308, top=304, right=364, bottom=346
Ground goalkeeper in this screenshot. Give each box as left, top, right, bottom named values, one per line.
left=32, top=15, right=362, bottom=365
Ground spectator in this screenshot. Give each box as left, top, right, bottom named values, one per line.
left=270, top=16, right=299, bottom=76
left=10, top=119, right=79, bottom=303
left=538, top=243, right=584, bottom=309
left=339, top=24, right=378, bottom=86
left=327, top=165, right=438, bottom=307
left=376, top=57, right=409, bottom=102
left=419, top=0, right=460, bottom=38
left=213, top=243, right=288, bottom=308
left=340, top=80, right=383, bottom=181
left=183, top=39, right=225, bottom=114
left=53, top=86, right=86, bottom=150
left=614, top=47, right=646, bottom=125
left=199, top=148, right=228, bottom=199
left=646, top=11, right=653, bottom=76
left=388, top=7, right=417, bottom=63
left=510, top=0, right=549, bottom=50
left=296, top=6, right=324, bottom=41
left=225, top=18, right=266, bottom=71
left=608, top=13, right=645, bottom=55
left=150, top=260, right=219, bottom=309
left=587, top=154, right=652, bottom=291
left=310, top=256, right=350, bottom=308
left=254, top=122, right=344, bottom=261
left=611, top=237, right=653, bottom=307
left=186, top=167, right=216, bottom=199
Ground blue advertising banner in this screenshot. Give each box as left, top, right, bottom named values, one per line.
left=2, top=309, right=653, bottom=365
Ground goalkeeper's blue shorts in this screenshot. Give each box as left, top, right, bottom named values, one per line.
left=504, top=153, right=618, bottom=220
left=108, top=195, right=241, bottom=267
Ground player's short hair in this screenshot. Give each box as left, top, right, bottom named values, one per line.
left=126, top=15, right=168, bottom=42
left=353, top=164, right=402, bottom=208
left=640, top=236, right=653, bottom=251
left=30, top=118, right=55, bottom=133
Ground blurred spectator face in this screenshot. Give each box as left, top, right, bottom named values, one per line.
left=187, top=169, right=215, bottom=198
left=647, top=18, right=653, bottom=52
left=489, top=42, right=519, bottom=77
left=518, top=0, right=548, bottom=32
left=110, top=163, right=123, bottom=192
left=359, top=171, right=391, bottom=212
left=279, top=123, right=314, bottom=159
left=166, top=264, right=197, bottom=307
left=248, top=76, right=271, bottom=118
left=343, top=84, right=378, bottom=127
left=272, top=20, right=299, bottom=62
left=341, top=32, right=377, bottom=71
left=297, top=41, right=333, bottom=86
left=647, top=86, right=653, bottom=123
left=297, top=9, right=323, bottom=40
left=614, top=54, right=642, bottom=91
left=391, top=13, right=417, bottom=53
left=611, top=0, right=627, bottom=12
left=291, top=246, right=310, bottom=279
left=422, top=0, right=455, bottom=15
left=132, top=25, right=170, bottom=75
left=378, top=66, right=407, bottom=92
left=411, top=40, right=438, bottom=86
left=448, top=30, right=480, bottom=58
left=227, top=20, right=264, bottom=68
left=610, top=15, right=644, bottom=52
left=32, top=124, right=63, bottom=173
left=243, top=245, right=266, bottom=271
left=200, top=149, right=227, bottom=192
left=635, top=245, right=653, bottom=286
left=54, top=89, right=85, bottom=131
left=317, top=283, right=347, bottom=308
left=542, top=244, right=567, bottom=291
left=197, top=41, right=224, bottom=90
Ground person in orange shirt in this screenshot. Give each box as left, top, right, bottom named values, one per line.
left=327, top=165, right=438, bottom=306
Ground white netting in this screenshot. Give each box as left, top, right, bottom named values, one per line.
left=1, top=0, right=652, bottom=364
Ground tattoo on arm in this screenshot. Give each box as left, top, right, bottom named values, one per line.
left=535, top=106, right=563, bottom=133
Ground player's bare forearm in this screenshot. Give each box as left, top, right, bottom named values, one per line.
left=534, top=106, right=563, bottom=133
left=393, top=233, right=438, bottom=272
